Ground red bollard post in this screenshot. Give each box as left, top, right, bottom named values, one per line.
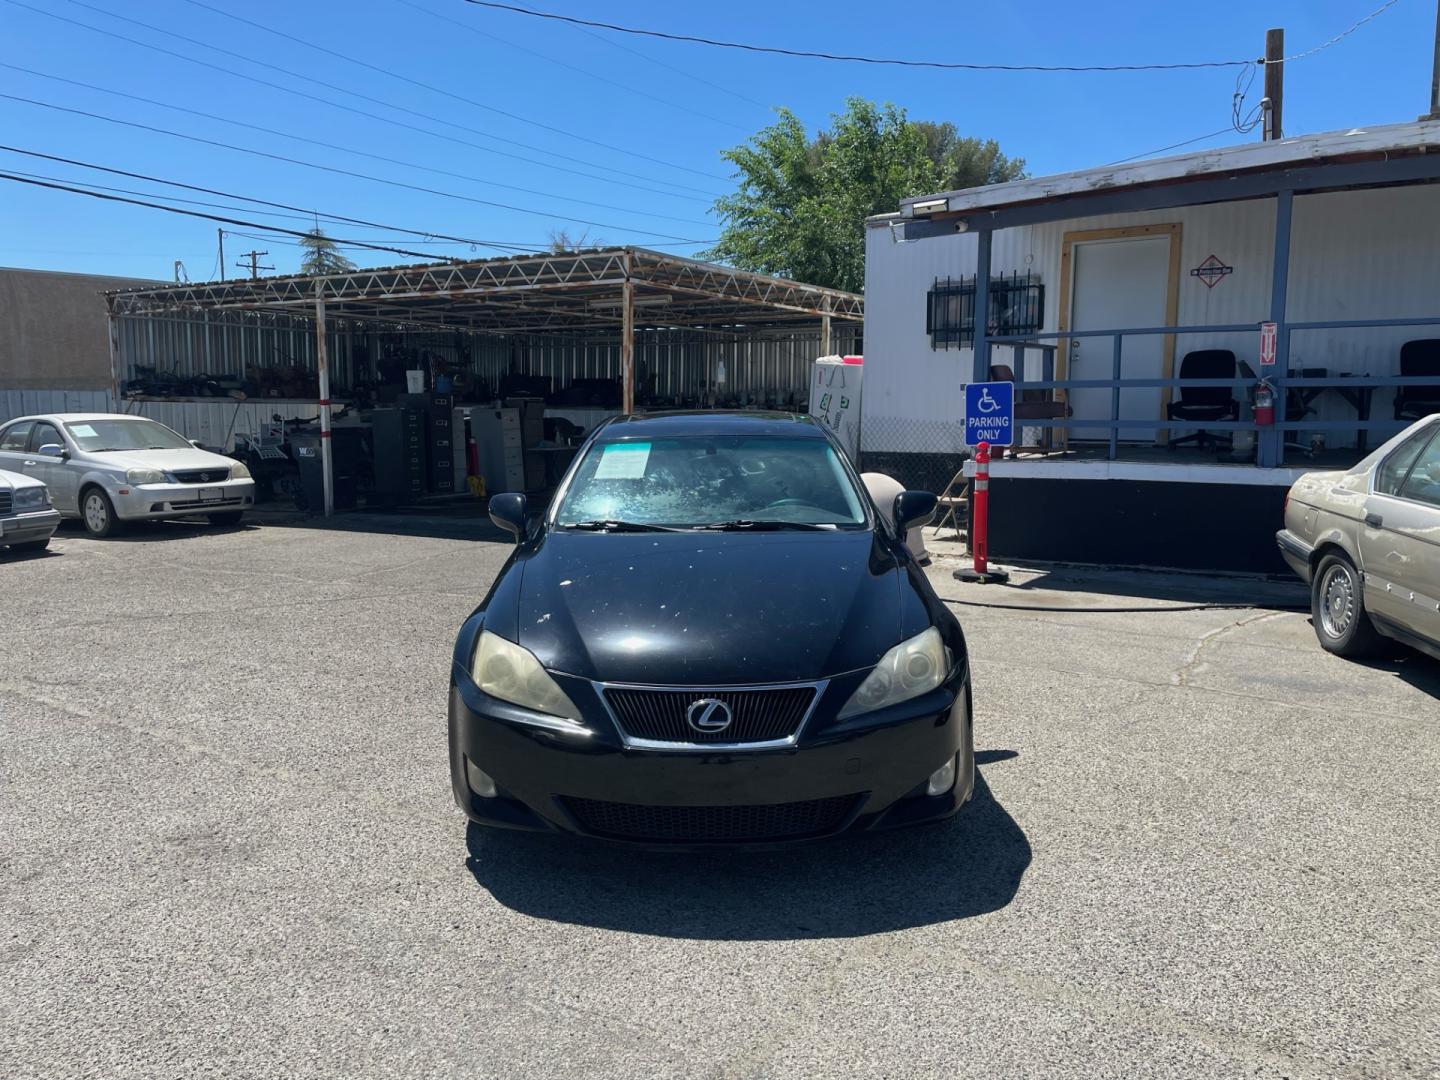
left=953, top=439, right=1009, bottom=584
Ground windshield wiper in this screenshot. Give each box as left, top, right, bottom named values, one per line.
left=693, top=519, right=834, bottom=531
left=564, top=519, right=680, bottom=533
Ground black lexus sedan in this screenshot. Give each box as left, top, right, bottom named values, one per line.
left=448, top=411, right=973, bottom=846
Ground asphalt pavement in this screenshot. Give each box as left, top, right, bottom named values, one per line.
left=2, top=518, right=1437, bottom=1079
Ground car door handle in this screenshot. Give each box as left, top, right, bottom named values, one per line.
left=1364, top=512, right=1383, bottom=528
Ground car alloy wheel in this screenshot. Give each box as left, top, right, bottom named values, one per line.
left=83, top=490, right=113, bottom=537
left=1318, top=561, right=1356, bottom=640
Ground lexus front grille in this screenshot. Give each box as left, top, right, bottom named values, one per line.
left=599, top=682, right=822, bottom=748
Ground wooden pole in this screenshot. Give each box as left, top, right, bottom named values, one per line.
left=315, top=280, right=334, bottom=517
left=217, top=228, right=225, bottom=282
left=1427, top=0, right=1440, bottom=119
left=1264, top=29, right=1284, bottom=141
left=621, top=250, right=635, bottom=414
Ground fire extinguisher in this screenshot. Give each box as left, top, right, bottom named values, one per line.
left=1254, top=379, right=1276, bottom=426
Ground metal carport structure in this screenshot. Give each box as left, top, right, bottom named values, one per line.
left=105, top=247, right=863, bottom=514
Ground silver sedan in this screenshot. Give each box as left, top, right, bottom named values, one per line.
left=0, top=413, right=256, bottom=537
left=1277, top=413, right=1440, bottom=662
left=0, top=467, right=61, bottom=552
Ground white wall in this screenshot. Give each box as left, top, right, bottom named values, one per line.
left=862, top=184, right=1440, bottom=451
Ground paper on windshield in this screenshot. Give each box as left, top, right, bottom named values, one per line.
left=69, top=424, right=98, bottom=438
left=593, top=442, right=650, bottom=479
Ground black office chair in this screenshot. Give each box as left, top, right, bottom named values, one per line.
left=1393, top=339, right=1440, bottom=421
left=1167, top=350, right=1240, bottom=450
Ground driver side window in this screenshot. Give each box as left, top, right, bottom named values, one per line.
left=29, top=423, right=63, bottom=452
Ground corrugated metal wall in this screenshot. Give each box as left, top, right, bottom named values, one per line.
left=112, top=312, right=858, bottom=409
left=0, top=389, right=345, bottom=450
left=862, top=183, right=1440, bottom=451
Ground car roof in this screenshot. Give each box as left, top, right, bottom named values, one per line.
left=594, top=411, right=829, bottom=442
left=0, top=413, right=159, bottom=428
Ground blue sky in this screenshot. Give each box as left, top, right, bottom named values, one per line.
left=0, top=0, right=1431, bottom=280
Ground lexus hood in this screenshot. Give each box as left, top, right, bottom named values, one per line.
left=510, top=530, right=905, bottom=685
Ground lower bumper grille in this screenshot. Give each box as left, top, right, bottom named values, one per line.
left=560, top=794, right=862, bottom=843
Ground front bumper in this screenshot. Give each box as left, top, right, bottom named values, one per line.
left=113, top=479, right=255, bottom=520
left=1276, top=528, right=1314, bottom=583
left=1, top=507, right=61, bottom=545
left=448, top=666, right=974, bottom=847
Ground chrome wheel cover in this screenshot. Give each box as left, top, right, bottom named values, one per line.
left=84, top=493, right=108, bottom=534
left=1319, top=563, right=1356, bottom=639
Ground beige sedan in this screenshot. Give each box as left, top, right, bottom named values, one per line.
left=1278, top=414, right=1440, bottom=661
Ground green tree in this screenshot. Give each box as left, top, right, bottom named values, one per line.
left=706, top=99, right=1025, bottom=292
left=298, top=229, right=357, bottom=275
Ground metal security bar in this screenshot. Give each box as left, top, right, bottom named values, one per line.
left=928, top=272, right=1043, bottom=350
left=987, top=315, right=1440, bottom=465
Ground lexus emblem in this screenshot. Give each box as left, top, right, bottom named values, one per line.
left=686, top=698, right=733, bottom=734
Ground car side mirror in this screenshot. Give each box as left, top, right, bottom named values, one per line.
left=893, top=490, right=937, bottom=533
left=190, top=439, right=204, bottom=448
left=37, top=443, right=67, bottom=460
left=488, top=492, right=527, bottom=540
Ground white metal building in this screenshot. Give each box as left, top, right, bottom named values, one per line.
left=861, top=119, right=1440, bottom=570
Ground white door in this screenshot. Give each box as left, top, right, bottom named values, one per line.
left=1066, top=236, right=1172, bottom=442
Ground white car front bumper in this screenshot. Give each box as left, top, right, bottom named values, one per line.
left=113, top=479, right=256, bottom=520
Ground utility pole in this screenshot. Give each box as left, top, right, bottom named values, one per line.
left=237, top=250, right=272, bottom=280
left=217, top=228, right=225, bottom=282
left=1425, top=0, right=1440, bottom=119
left=1263, top=28, right=1284, bottom=141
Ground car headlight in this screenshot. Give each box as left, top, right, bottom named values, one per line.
left=12, top=486, right=50, bottom=509
left=838, top=626, right=950, bottom=719
left=471, top=630, right=582, bottom=723
left=126, top=468, right=168, bottom=484
left=228, top=461, right=251, bottom=479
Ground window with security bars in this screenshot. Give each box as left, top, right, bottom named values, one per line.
left=927, top=272, right=1044, bottom=350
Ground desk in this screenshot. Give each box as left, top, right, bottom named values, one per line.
left=1285, top=369, right=1376, bottom=451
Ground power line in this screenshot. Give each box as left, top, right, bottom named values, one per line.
left=177, top=0, right=730, bottom=182
left=1279, top=0, right=1401, bottom=63
left=0, top=172, right=474, bottom=262
left=0, top=166, right=541, bottom=257
left=462, top=0, right=1405, bottom=72
left=393, top=0, right=750, bottom=132
left=561, top=17, right=773, bottom=112
left=45, top=0, right=717, bottom=201
left=0, top=94, right=715, bottom=244
left=1, top=62, right=712, bottom=226
left=460, top=0, right=1254, bottom=71
left=0, top=145, right=538, bottom=252
left=1105, top=128, right=1234, bottom=166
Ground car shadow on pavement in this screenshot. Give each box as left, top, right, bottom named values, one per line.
left=1353, top=645, right=1440, bottom=697
left=56, top=519, right=258, bottom=542
left=463, top=753, right=1030, bottom=940
left=1006, top=563, right=1307, bottom=609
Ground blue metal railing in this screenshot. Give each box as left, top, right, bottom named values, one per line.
left=985, top=316, right=1440, bottom=464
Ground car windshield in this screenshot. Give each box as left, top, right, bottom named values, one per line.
left=64, top=419, right=192, bottom=452
left=554, top=435, right=867, bottom=528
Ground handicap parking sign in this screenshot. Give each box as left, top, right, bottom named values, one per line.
left=964, top=381, right=1014, bottom=446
